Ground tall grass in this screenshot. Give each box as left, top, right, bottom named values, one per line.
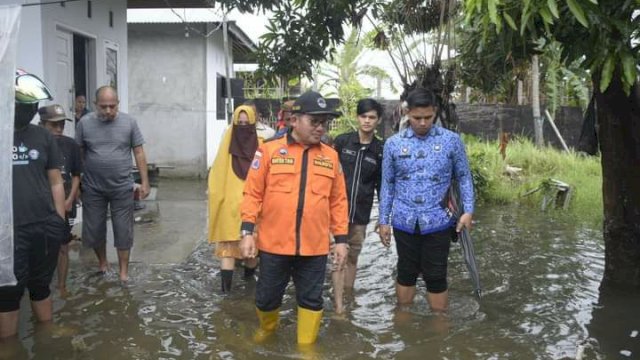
left=464, top=135, right=603, bottom=226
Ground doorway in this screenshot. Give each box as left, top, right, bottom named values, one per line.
left=55, top=28, right=95, bottom=136
left=72, top=33, right=94, bottom=128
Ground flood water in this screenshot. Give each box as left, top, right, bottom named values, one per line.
left=2, top=179, right=639, bottom=359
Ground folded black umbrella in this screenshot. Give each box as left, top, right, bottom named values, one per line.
left=447, top=181, right=482, bottom=300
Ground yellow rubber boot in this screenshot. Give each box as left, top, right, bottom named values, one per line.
left=297, top=307, right=323, bottom=345
left=254, top=308, right=279, bottom=343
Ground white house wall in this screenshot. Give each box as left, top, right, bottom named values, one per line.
left=205, top=25, right=234, bottom=169
left=128, top=23, right=208, bottom=177
left=6, top=0, right=128, bottom=111
left=13, top=3, right=44, bottom=77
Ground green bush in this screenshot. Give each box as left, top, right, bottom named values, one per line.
left=463, top=135, right=603, bottom=225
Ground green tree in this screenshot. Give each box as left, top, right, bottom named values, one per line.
left=315, top=30, right=395, bottom=132
left=541, top=41, right=591, bottom=115
left=457, top=28, right=591, bottom=113
left=464, top=0, right=640, bottom=288
left=219, top=0, right=371, bottom=81
left=363, top=1, right=462, bottom=130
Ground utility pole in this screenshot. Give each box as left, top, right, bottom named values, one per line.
left=531, top=54, right=544, bottom=147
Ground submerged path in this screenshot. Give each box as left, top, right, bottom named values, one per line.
left=4, top=179, right=637, bottom=359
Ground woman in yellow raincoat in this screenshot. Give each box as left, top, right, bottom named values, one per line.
left=208, top=105, right=259, bottom=293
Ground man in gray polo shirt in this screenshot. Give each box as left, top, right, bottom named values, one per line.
left=75, top=86, right=150, bottom=281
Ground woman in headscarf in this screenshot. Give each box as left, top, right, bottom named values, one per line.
left=208, top=105, right=259, bottom=293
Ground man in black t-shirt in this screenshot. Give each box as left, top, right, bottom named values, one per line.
left=39, top=104, right=82, bottom=296
left=0, top=72, right=67, bottom=339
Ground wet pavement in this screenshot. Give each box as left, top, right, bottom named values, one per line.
left=71, top=178, right=208, bottom=267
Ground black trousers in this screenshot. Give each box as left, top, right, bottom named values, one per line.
left=394, top=226, right=454, bottom=293
left=0, top=214, right=65, bottom=312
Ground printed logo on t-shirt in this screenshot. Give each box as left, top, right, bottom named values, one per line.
left=12, top=143, right=31, bottom=165
left=28, top=149, right=39, bottom=160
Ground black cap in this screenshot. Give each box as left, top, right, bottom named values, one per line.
left=291, top=91, right=341, bottom=117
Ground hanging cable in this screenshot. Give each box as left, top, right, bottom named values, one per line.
left=163, top=0, right=223, bottom=38
left=22, top=0, right=83, bottom=7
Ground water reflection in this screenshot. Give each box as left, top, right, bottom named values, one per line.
left=8, top=200, right=633, bottom=359
left=586, top=288, right=640, bottom=358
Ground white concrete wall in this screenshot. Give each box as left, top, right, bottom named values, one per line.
left=205, top=25, right=234, bottom=168
left=12, top=2, right=44, bottom=77
left=128, top=23, right=208, bottom=177
left=6, top=0, right=128, bottom=111
left=128, top=21, right=238, bottom=177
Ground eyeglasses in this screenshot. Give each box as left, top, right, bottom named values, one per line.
left=308, top=116, right=330, bottom=128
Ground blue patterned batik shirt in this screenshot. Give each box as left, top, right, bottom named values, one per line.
left=379, top=126, right=475, bottom=234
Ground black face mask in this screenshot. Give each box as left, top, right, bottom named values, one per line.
left=14, top=103, right=38, bottom=130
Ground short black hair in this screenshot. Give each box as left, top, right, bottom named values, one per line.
left=405, top=88, right=438, bottom=109
left=356, top=98, right=384, bottom=117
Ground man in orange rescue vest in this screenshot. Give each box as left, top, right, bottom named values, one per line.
left=240, top=90, right=349, bottom=345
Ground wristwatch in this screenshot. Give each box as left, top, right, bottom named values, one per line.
left=241, top=230, right=253, bottom=237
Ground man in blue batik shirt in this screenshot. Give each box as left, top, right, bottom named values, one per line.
left=378, top=88, right=474, bottom=313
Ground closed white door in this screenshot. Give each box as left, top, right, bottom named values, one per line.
left=55, top=29, right=74, bottom=138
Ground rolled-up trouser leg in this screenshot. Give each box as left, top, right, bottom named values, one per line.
left=108, top=187, right=134, bottom=250
left=28, top=215, right=65, bottom=302
left=0, top=216, right=65, bottom=312
left=346, top=224, right=366, bottom=264
left=421, top=228, right=454, bottom=294
left=394, top=228, right=421, bottom=287
left=0, top=226, right=31, bottom=312
left=81, top=187, right=108, bottom=249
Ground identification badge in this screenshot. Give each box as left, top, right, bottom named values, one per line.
left=313, top=159, right=333, bottom=169
left=271, top=157, right=295, bottom=165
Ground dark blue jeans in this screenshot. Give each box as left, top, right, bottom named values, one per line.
left=256, top=252, right=328, bottom=312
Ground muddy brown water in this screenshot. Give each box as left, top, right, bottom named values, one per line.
left=3, top=179, right=639, bottom=359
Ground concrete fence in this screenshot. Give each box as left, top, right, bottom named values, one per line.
left=376, top=101, right=585, bottom=150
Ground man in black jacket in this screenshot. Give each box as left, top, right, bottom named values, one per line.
left=331, top=98, right=384, bottom=314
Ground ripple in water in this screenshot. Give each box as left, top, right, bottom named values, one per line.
left=6, top=204, right=637, bottom=360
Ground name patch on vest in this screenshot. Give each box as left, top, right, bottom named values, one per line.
left=271, top=157, right=295, bottom=165
left=313, top=159, right=333, bottom=169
